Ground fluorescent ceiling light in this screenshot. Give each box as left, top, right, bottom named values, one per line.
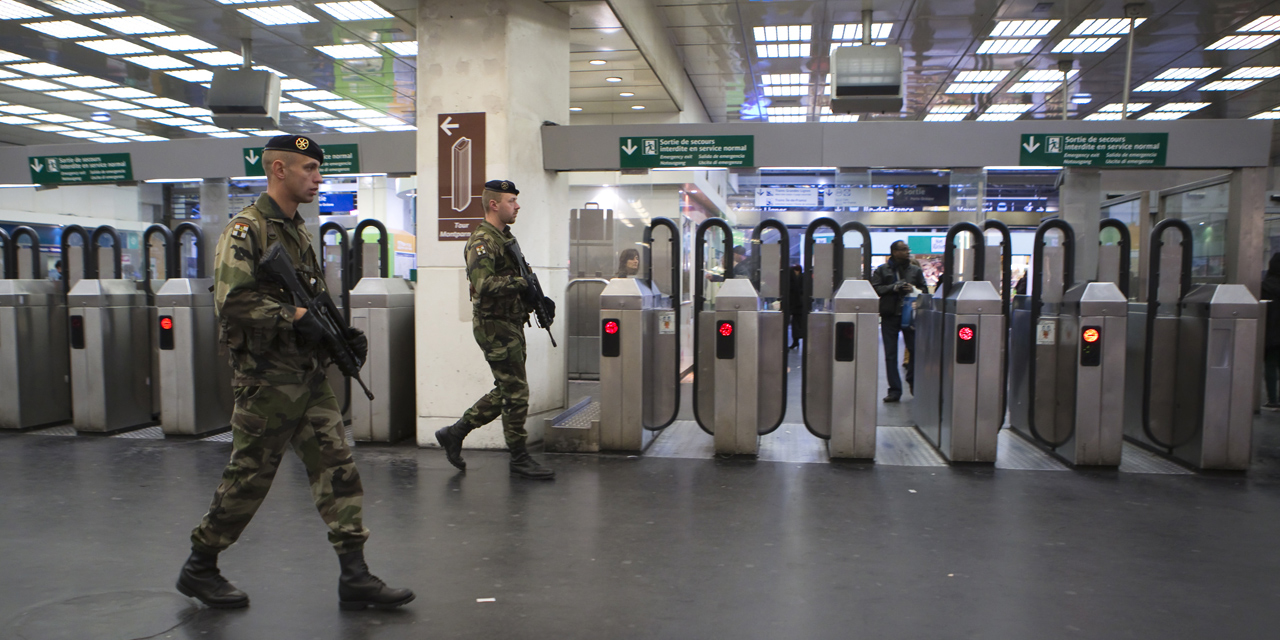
left=1, top=0, right=50, bottom=19
left=768, top=115, right=806, bottom=123
left=818, top=114, right=858, bottom=122
left=153, top=117, right=197, bottom=126
left=210, top=131, right=249, bottom=137
left=955, top=70, right=1009, bottom=82
left=123, top=55, right=191, bottom=69
left=85, top=99, right=135, bottom=109
left=97, top=127, right=139, bottom=136
left=605, top=76, right=622, bottom=82
left=315, top=43, right=381, bottom=59
left=985, top=104, right=1032, bottom=113
left=923, top=113, right=967, bottom=122
left=630, top=105, right=645, bottom=110
left=1249, top=111, right=1280, bottom=119
left=40, top=0, right=123, bottom=15
left=380, top=124, right=416, bottom=131
left=28, top=123, right=72, bottom=132
left=976, top=39, right=1038, bottom=54
left=929, top=104, right=973, bottom=113
left=944, top=82, right=997, bottom=93
left=976, top=112, right=1024, bottom=121
left=1158, top=102, right=1209, bottom=111
left=753, top=25, right=811, bottom=42
left=0, top=115, right=38, bottom=125
left=1133, top=80, right=1193, bottom=91
left=1084, top=112, right=1123, bottom=121
left=134, top=97, right=186, bottom=108
left=760, top=73, right=805, bottom=85
left=168, top=107, right=210, bottom=116
left=339, top=109, right=383, bottom=119
left=1226, top=67, right=1280, bottom=79
left=1052, top=37, right=1120, bottom=53
left=830, top=23, right=892, bottom=40
left=143, top=35, right=215, bottom=51
left=32, top=112, right=80, bottom=122
left=358, top=117, right=402, bottom=126
left=568, top=107, right=583, bottom=112
left=92, top=16, right=172, bottom=34
left=292, top=110, right=334, bottom=119
left=764, top=85, right=805, bottom=96
left=1238, top=16, right=1280, bottom=32
left=23, top=20, right=106, bottom=38
left=312, top=99, right=364, bottom=110
left=1139, top=111, right=1190, bottom=120
left=312, top=118, right=358, bottom=127
left=1020, top=69, right=1078, bottom=81
left=279, top=78, right=315, bottom=91
left=315, top=1, right=393, bottom=21
left=990, top=20, right=1059, bottom=38
left=0, top=104, right=45, bottom=114
left=336, top=126, right=375, bottom=132
left=1072, top=18, right=1146, bottom=36
left=238, top=6, right=318, bottom=25
left=65, top=120, right=110, bottom=128
left=60, top=129, right=105, bottom=137
left=382, top=41, right=417, bottom=56
left=0, top=49, right=28, bottom=63
left=1008, top=82, right=1066, bottom=93
left=618, top=92, right=634, bottom=97
left=1, top=78, right=63, bottom=90
left=164, top=69, right=213, bottom=82
left=0, top=69, right=17, bottom=79
left=588, top=59, right=605, bottom=65
left=130, top=135, right=167, bottom=141
left=765, top=106, right=804, bottom=115
left=1098, top=103, right=1150, bottom=112
left=181, top=124, right=226, bottom=133
left=59, top=75, right=115, bottom=88
left=76, top=38, right=150, bottom=54
left=88, top=136, right=127, bottom=142
left=277, top=103, right=314, bottom=113
left=755, top=43, right=810, bottom=58
left=1200, top=79, right=1262, bottom=91
left=97, top=86, right=151, bottom=98
left=6, top=62, right=77, bottom=76
left=1156, top=67, right=1218, bottom=79
left=116, top=109, right=168, bottom=118
left=185, top=50, right=244, bottom=66
left=1206, top=35, right=1280, bottom=50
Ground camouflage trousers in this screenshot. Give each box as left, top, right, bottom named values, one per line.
left=190, top=375, right=369, bottom=555
left=461, top=318, right=529, bottom=449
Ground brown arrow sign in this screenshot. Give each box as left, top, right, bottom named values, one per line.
left=437, top=112, right=487, bottom=241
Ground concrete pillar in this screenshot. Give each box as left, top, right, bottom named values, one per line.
left=414, top=0, right=570, bottom=447
left=1060, top=168, right=1102, bottom=283
left=199, top=178, right=229, bottom=278
left=1227, top=167, right=1266, bottom=296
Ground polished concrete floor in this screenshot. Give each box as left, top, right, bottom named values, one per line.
left=4, top=349, right=1280, bottom=638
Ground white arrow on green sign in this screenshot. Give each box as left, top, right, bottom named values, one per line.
left=242, top=143, right=361, bottom=176
left=1020, top=133, right=1168, bottom=167
left=28, top=153, right=133, bottom=185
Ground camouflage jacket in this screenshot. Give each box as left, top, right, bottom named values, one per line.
left=465, top=220, right=528, bottom=322
left=214, top=193, right=328, bottom=386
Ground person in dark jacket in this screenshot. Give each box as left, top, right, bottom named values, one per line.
left=870, top=241, right=928, bottom=402
left=1261, top=252, right=1280, bottom=408
left=788, top=264, right=806, bottom=349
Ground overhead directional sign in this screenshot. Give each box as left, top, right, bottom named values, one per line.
left=28, top=153, right=133, bottom=185
left=242, top=143, right=361, bottom=176
left=437, top=112, right=486, bottom=241
left=1020, top=133, right=1168, bottom=167
left=619, top=135, right=753, bottom=168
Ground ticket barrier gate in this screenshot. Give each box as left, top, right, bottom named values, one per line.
left=1124, top=219, right=1258, bottom=470
left=68, top=225, right=153, bottom=433
left=913, top=223, right=1004, bottom=462
left=802, top=219, right=880, bottom=459
left=0, top=226, right=72, bottom=429
left=692, top=218, right=787, bottom=456
left=348, top=220, right=415, bottom=443
left=597, top=218, right=681, bottom=452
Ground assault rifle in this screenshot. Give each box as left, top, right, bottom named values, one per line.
left=258, top=243, right=375, bottom=400
left=507, top=239, right=557, bottom=347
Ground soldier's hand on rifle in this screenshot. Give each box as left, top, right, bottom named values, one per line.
left=344, top=327, right=368, bottom=362
left=541, top=296, right=556, bottom=324
left=294, top=307, right=329, bottom=346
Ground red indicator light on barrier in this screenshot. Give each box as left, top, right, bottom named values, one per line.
left=718, top=322, right=734, bottom=337
left=1082, top=327, right=1100, bottom=343
left=958, top=326, right=974, bottom=341
left=604, top=320, right=619, bottom=335
left=160, top=317, right=173, bottom=330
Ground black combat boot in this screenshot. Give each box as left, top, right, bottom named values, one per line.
left=337, top=549, right=415, bottom=611
left=434, top=419, right=468, bottom=470
left=509, top=443, right=556, bottom=480
left=176, top=549, right=249, bottom=609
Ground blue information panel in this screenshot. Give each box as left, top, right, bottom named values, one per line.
left=319, top=192, right=356, bottom=213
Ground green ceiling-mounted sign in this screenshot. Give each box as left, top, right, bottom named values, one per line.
left=1020, top=133, right=1168, bottom=167
left=242, top=143, right=361, bottom=176
left=619, top=135, right=754, bottom=168
left=28, top=153, right=133, bottom=185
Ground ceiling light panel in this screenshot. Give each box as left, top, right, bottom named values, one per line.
left=0, top=115, right=38, bottom=125
left=292, top=110, right=333, bottom=119
left=986, top=104, right=1032, bottom=113
left=186, top=51, right=245, bottom=66
left=1156, top=67, right=1219, bottom=79
left=831, top=23, right=892, bottom=40
left=181, top=124, right=226, bottom=133
left=278, top=79, right=315, bottom=91
left=0, top=49, right=27, bottom=62
left=382, top=41, right=416, bottom=56
left=761, top=73, right=805, bottom=85
left=7, top=62, right=77, bottom=76
left=277, top=103, right=313, bottom=113
left=1139, top=111, right=1190, bottom=120
left=955, top=70, right=1009, bottom=82
left=92, top=16, right=172, bottom=34
left=990, top=20, right=1059, bottom=38
left=1084, top=112, right=1123, bottom=121
left=59, top=75, right=115, bottom=87
left=753, top=25, right=811, bottom=42
left=238, top=5, right=317, bottom=25
left=819, top=114, right=858, bottom=122
left=315, top=44, right=381, bottom=59
left=1206, top=35, right=1280, bottom=50
left=210, top=131, right=248, bottom=138
left=359, top=117, right=402, bottom=126
left=1007, top=82, right=1065, bottom=93
left=315, top=2, right=393, bottom=21
left=134, top=97, right=186, bottom=108
left=143, top=35, right=215, bottom=51
left=60, top=128, right=105, bottom=137
left=123, top=55, right=190, bottom=69
left=97, top=86, right=150, bottom=98
left=336, top=126, right=374, bottom=132
left=1020, top=69, right=1078, bottom=81
left=88, top=136, right=128, bottom=143
left=924, top=113, right=967, bottom=122
left=0, top=104, right=45, bottom=114
left=1249, top=111, right=1280, bottom=119
left=1, top=78, right=62, bottom=90
left=313, top=118, right=358, bottom=127
left=97, top=127, right=138, bottom=136
left=381, top=124, right=416, bottom=131
left=1052, top=37, right=1121, bottom=53
left=1, top=0, right=50, bottom=19
left=929, top=105, right=973, bottom=113
left=768, top=115, right=806, bottom=123
left=1227, top=67, right=1280, bottom=79
left=1133, top=80, right=1193, bottom=91
left=764, top=85, right=805, bottom=96
left=755, top=43, right=810, bottom=58
left=765, top=106, right=805, bottom=115
left=32, top=112, right=80, bottom=122
left=976, top=112, right=1024, bottom=121
left=945, top=82, right=997, bottom=93
left=1158, top=102, right=1209, bottom=111
left=1238, top=16, right=1280, bottom=32
left=339, top=109, right=384, bottom=119
left=1098, top=103, right=1150, bottom=112
left=165, top=69, right=213, bottom=82
left=976, top=39, right=1038, bottom=54
left=312, top=99, right=365, bottom=110
left=76, top=38, right=150, bottom=54
left=168, top=107, right=210, bottom=116
left=23, top=20, right=105, bottom=38
left=1072, top=18, right=1146, bottom=36
left=40, top=0, right=122, bottom=14
left=117, top=108, right=167, bottom=118
left=28, top=123, right=71, bottom=132
left=1201, top=80, right=1262, bottom=91
left=0, top=69, right=17, bottom=79
left=64, top=120, right=109, bottom=128
left=290, top=90, right=341, bottom=101
left=85, top=99, right=134, bottom=109
left=153, top=117, right=197, bottom=126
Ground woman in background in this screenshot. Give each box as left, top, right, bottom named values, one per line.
left=615, top=248, right=640, bottom=278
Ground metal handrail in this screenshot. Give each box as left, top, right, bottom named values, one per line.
left=644, top=217, right=681, bottom=430
left=320, top=221, right=352, bottom=320
left=142, top=224, right=175, bottom=302
left=59, top=224, right=90, bottom=292
left=801, top=217, right=843, bottom=439
left=1028, top=219, right=1076, bottom=447
left=1156, top=173, right=1231, bottom=199
left=0, top=228, right=11, bottom=280
left=173, top=222, right=205, bottom=278
left=1142, top=218, right=1194, bottom=451
left=982, top=220, right=1012, bottom=318
left=840, top=221, right=872, bottom=280
left=562, top=278, right=610, bottom=403
left=751, top=218, right=791, bottom=436
left=1099, top=218, right=1131, bottom=298
left=89, top=225, right=123, bottom=280
left=940, top=222, right=985, bottom=300
left=10, top=226, right=43, bottom=280
left=353, top=219, right=390, bottom=280
left=692, top=217, right=733, bottom=435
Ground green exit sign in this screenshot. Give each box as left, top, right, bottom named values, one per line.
left=29, top=153, right=133, bottom=185
left=1020, top=133, right=1168, bottom=167
left=242, top=143, right=361, bottom=176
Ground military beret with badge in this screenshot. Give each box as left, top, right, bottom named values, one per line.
left=484, top=179, right=519, bottom=195
left=264, top=134, right=325, bottom=164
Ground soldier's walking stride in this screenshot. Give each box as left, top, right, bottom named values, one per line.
left=176, top=135, right=414, bottom=611
left=436, top=180, right=557, bottom=480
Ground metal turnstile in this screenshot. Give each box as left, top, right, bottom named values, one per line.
left=68, top=225, right=153, bottom=433
left=913, top=223, right=1004, bottom=462
left=597, top=217, right=681, bottom=452
left=349, top=220, right=416, bottom=443
left=0, top=227, right=72, bottom=429
left=1125, top=219, right=1258, bottom=470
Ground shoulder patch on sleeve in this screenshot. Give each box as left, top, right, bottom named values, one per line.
left=472, top=242, right=488, bottom=258
left=231, top=221, right=250, bottom=240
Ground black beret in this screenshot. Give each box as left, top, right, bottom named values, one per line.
left=263, top=134, right=324, bottom=164
left=484, top=179, right=519, bottom=195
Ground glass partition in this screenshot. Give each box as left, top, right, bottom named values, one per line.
left=1162, top=178, right=1230, bottom=284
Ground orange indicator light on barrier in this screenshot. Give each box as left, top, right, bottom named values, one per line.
left=604, top=320, right=619, bottom=335
left=958, top=326, right=974, bottom=341
left=160, top=317, right=173, bottom=330
left=1082, top=327, right=1100, bottom=343
left=719, top=322, right=734, bottom=337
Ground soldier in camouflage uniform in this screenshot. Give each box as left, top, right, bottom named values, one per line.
left=435, top=179, right=556, bottom=480
left=176, top=135, right=414, bottom=611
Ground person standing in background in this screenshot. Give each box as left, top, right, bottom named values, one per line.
left=1261, top=252, right=1280, bottom=409
left=870, top=241, right=928, bottom=402
left=788, top=264, right=806, bottom=349
left=615, top=248, right=640, bottom=278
